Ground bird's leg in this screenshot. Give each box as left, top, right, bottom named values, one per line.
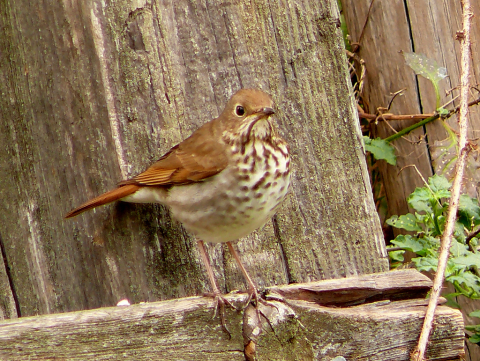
left=226, top=241, right=264, bottom=308
left=226, top=241, right=282, bottom=337
left=197, top=240, right=236, bottom=336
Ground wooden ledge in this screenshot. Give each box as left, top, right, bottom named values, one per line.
left=267, top=268, right=433, bottom=305
left=0, top=270, right=464, bottom=360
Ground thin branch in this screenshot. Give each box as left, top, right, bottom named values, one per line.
left=386, top=88, right=407, bottom=111
left=350, top=0, right=376, bottom=52
left=397, top=164, right=429, bottom=187
left=346, top=50, right=367, bottom=101
left=466, top=227, right=480, bottom=244
left=358, top=112, right=434, bottom=121
left=387, top=247, right=405, bottom=252
left=411, top=1, right=473, bottom=360
left=454, top=93, right=480, bottom=113
left=358, top=94, right=480, bottom=122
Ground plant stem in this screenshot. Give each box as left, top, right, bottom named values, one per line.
left=411, top=2, right=473, bottom=360
left=385, top=114, right=439, bottom=143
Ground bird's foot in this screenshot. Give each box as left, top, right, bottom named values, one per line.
left=242, top=286, right=277, bottom=308
left=203, top=291, right=238, bottom=338
left=241, top=286, right=279, bottom=325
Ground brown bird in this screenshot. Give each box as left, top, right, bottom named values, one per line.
left=66, top=88, right=290, bottom=330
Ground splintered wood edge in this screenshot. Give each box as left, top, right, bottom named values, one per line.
left=0, top=294, right=464, bottom=361
left=267, top=268, right=432, bottom=305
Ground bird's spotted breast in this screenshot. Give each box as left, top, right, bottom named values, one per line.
left=165, top=137, right=290, bottom=243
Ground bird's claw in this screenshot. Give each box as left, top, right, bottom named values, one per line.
left=241, top=287, right=280, bottom=326
left=203, top=292, right=238, bottom=338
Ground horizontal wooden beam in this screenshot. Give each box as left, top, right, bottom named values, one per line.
left=267, top=268, right=433, bottom=305
left=0, top=270, right=465, bottom=360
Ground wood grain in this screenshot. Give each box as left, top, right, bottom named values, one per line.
left=267, top=268, right=432, bottom=305
left=0, top=0, right=387, bottom=320
left=0, top=271, right=464, bottom=361
left=341, top=1, right=480, bottom=359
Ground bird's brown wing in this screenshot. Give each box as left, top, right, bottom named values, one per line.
left=121, top=121, right=228, bottom=186
left=65, top=120, right=228, bottom=218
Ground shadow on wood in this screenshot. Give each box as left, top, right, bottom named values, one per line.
left=0, top=269, right=464, bottom=360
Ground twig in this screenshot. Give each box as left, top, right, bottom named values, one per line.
left=358, top=112, right=434, bottom=121
left=398, top=164, right=428, bottom=187
left=410, top=2, right=473, bottom=360
left=386, top=88, right=407, bottom=111
left=387, top=247, right=405, bottom=252
left=346, top=50, right=366, bottom=101
left=454, top=94, right=480, bottom=113
left=439, top=93, right=461, bottom=110
left=358, top=94, right=480, bottom=121
left=466, top=227, right=480, bottom=244
left=350, top=0, right=376, bottom=52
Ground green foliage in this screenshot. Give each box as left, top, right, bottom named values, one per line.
left=403, top=52, right=447, bottom=109
left=387, top=174, right=480, bottom=344
left=337, top=0, right=351, bottom=52
left=363, top=136, right=396, bottom=165
left=467, top=311, right=480, bottom=344
left=362, top=53, right=450, bottom=164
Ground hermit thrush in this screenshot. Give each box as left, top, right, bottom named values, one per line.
left=66, top=88, right=290, bottom=330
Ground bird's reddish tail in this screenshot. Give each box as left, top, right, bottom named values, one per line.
left=65, top=184, right=140, bottom=218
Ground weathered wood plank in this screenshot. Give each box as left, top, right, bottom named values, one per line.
left=267, top=268, right=432, bottom=305
left=0, top=247, right=17, bottom=320
left=0, top=271, right=464, bottom=361
left=341, top=2, right=480, bottom=359
left=0, top=0, right=387, bottom=318
left=341, top=0, right=433, bottom=222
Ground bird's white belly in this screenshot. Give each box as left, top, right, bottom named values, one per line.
left=167, top=176, right=287, bottom=242
left=122, top=140, right=290, bottom=244
left=168, top=146, right=289, bottom=243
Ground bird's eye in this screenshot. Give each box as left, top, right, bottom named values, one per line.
left=235, top=105, right=245, bottom=117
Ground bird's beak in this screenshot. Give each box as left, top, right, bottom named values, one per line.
left=244, top=107, right=275, bottom=141
left=259, top=107, right=275, bottom=117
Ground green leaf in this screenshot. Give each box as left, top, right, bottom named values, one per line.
left=422, top=236, right=441, bottom=250
left=437, top=107, right=449, bottom=116
left=449, top=239, right=470, bottom=257
left=408, top=187, right=434, bottom=213
left=459, top=194, right=480, bottom=215
left=412, top=256, right=438, bottom=273
left=466, top=325, right=479, bottom=331
left=436, top=215, right=447, bottom=235
left=363, top=136, right=396, bottom=165
left=390, top=235, right=423, bottom=253
left=443, top=293, right=462, bottom=309
left=430, top=136, right=458, bottom=184
left=386, top=214, right=422, bottom=232
left=469, top=334, right=480, bottom=344
left=390, top=235, right=438, bottom=257
left=471, top=237, right=479, bottom=247
left=428, top=174, right=452, bottom=198
left=466, top=324, right=480, bottom=332
left=458, top=195, right=480, bottom=229
left=451, top=253, right=480, bottom=268
left=454, top=221, right=467, bottom=243
left=469, top=310, right=480, bottom=319
left=447, top=272, right=480, bottom=298
left=446, top=259, right=468, bottom=278
left=403, top=52, right=447, bottom=83
left=388, top=249, right=405, bottom=263
left=403, top=52, right=446, bottom=109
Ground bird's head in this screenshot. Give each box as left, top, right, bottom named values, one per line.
left=220, top=88, right=277, bottom=144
